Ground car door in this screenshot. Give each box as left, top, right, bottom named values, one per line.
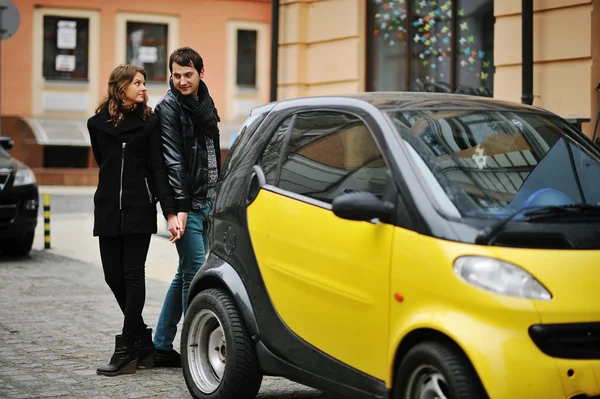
left=246, top=109, right=395, bottom=381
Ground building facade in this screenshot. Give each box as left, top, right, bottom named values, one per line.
left=277, top=0, right=600, bottom=140
left=2, top=0, right=271, bottom=185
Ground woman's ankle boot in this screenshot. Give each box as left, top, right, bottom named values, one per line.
left=96, top=335, right=138, bottom=376
left=134, top=328, right=155, bottom=369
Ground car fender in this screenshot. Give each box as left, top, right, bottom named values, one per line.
left=187, top=253, right=260, bottom=340
left=387, top=305, right=561, bottom=398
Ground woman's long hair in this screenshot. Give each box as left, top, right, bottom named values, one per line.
left=96, top=64, right=152, bottom=126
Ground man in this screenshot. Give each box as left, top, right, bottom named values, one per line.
left=152, top=47, right=221, bottom=367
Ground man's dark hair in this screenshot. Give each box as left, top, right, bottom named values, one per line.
left=168, top=47, right=204, bottom=75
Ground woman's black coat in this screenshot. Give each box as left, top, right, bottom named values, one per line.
left=88, top=105, right=177, bottom=237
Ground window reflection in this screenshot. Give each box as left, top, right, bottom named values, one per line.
left=262, top=112, right=390, bottom=203
left=261, top=116, right=292, bottom=186
left=390, top=110, right=600, bottom=217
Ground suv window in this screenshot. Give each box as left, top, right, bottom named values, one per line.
left=262, top=110, right=390, bottom=204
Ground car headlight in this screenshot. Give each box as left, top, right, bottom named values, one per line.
left=13, top=167, right=36, bottom=186
left=453, top=256, right=552, bottom=300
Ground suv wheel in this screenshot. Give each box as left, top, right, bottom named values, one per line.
left=182, top=288, right=263, bottom=399
left=1, top=232, right=34, bottom=257
left=394, top=341, right=488, bottom=399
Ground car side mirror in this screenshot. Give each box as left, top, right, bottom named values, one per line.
left=332, top=191, right=394, bottom=223
left=247, top=165, right=266, bottom=205
left=0, top=137, right=13, bottom=150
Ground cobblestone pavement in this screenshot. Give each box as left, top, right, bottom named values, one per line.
left=0, top=249, right=341, bottom=399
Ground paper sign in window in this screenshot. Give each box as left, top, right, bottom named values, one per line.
left=138, top=47, right=158, bottom=64
left=57, top=20, right=77, bottom=49
left=55, top=55, right=76, bottom=72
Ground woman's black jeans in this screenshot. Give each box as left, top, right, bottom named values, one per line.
left=99, top=234, right=151, bottom=338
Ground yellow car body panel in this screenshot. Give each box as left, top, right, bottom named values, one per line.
left=513, top=250, right=600, bottom=324
left=388, top=227, right=600, bottom=398
left=247, top=189, right=394, bottom=381
left=247, top=188, right=600, bottom=398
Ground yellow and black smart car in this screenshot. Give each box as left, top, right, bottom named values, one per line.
left=180, top=92, right=600, bottom=399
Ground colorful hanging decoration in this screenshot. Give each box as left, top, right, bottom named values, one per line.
left=372, top=0, right=408, bottom=47
left=372, top=0, right=493, bottom=96
left=411, top=0, right=453, bottom=89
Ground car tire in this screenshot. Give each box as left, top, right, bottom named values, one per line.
left=1, top=232, right=34, bottom=257
left=393, top=341, right=488, bottom=399
left=181, top=288, right=263, bottom=399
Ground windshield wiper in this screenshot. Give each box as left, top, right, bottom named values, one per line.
left=475, top=204, right=600, bottom=245
left=523, top=203, right=600, bottom=218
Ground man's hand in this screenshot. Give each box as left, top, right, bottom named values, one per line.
left=178, top=212, right=188, bottom=234
left=167, top=213, right=181, bottom=243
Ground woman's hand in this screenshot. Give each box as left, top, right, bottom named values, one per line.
left=167, top=213, right=181, bottom=243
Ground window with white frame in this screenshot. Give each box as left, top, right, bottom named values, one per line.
left=43, top=16, right=89, bottom=81
left=236, top=29, right=257, bottom=88
left=126, top=21, right=169, bottom=83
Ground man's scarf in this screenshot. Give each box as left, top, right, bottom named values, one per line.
left=169, top=78, right=220, bottom=139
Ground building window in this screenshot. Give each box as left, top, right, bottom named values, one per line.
left=126, top=22, right=169, bottom=83
left=367, top=0, right=494, bottom=97
left=237, top=29, right=257, bottom=88
left=43, top=16, right=89, bottom=81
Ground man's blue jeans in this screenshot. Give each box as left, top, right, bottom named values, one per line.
left=153, top=206, right=210, bottom=352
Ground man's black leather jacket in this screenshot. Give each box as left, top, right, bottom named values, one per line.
left=155, top=90, right=221, bottom=212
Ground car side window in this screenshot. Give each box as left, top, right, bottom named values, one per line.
left=221, top=113, right=266, bottom=180
left=261, top=116, right=293, bottom=185
left=275, top=111, right=390, bottom=204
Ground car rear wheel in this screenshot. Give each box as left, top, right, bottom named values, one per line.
left=181, top=288, right=262, bottom=399
left=394, top=341, right=488, bottom=399
left=0, top=232, right=34, bottom=257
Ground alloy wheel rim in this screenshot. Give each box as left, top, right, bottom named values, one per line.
left=405, top=365, right=449, bottom=399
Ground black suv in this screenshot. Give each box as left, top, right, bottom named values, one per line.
left=0, top=137, right=39, bottom=256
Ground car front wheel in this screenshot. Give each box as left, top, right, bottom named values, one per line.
left=181, top=288, right=263, bottom=399
left=394, top=341, right=488, bottom=399
left=0, top=232, right=34, bottom=257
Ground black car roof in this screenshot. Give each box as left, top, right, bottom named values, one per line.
left=251, top=91, right=552, bottom=116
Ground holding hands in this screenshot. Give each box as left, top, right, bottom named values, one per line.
left=167, top=212, right=189, bottom=243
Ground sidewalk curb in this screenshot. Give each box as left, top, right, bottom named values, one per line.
left=38, top=185, right=96, bottom=195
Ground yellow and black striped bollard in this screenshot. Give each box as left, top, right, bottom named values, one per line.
left=43, top=193, right=51, bottom=249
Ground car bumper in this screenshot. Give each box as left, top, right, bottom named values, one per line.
left=441, top=312, right=600, bottom=399
left=0, top=185, right=39, bottom=238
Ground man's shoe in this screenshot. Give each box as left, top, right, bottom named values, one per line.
left=154, top=349, right=181, bottom=368
left=133, top=328, right=155, bottom=369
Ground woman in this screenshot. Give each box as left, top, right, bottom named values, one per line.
left=88, top=64, right=181, bottom=377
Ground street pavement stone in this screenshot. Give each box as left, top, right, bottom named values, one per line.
left=0, top=249, right=339, bottom=399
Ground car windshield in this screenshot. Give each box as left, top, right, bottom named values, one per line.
left=387, top=109, right=600, bottom=220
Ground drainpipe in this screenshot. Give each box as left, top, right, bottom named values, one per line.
left=521, top=0, right=533, bottom=105
left=270, top=0, right=279, bottom=102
